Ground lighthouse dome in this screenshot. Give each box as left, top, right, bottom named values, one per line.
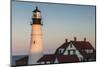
left=33, top=6, right=40, bottom=12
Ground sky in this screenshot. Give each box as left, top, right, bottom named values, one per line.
left=12, top=1, right=96, bottom=55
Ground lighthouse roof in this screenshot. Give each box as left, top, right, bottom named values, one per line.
left=33, top=6, right=40, bottom=12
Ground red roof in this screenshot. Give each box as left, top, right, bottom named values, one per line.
left=37, top=54, right=56, bottom=62
left=55, top=42, right=70, bottom=54
left=71, top=41, right=95, bottom=57
left=72, top=41, right=94, bottom=49
left=58, top=41, right=94, bottom=50
left=37, top=55, right=79, bottom=63
left=56, top=55, right=79, bottom=63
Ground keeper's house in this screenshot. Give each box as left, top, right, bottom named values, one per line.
left=37, top=37, right=96, bottom=64
left=15, top=37, right=96, bottom=65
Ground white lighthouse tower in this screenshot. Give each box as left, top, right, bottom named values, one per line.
left=28, top=6, right=43, bottom=64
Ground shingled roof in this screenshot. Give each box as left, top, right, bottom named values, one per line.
left=55, top=40, right=95, bottom=54
left=37, top=54, right=79, bottom=63
left=55, top=42, right=70, bottom=55
left=56, top=55, right=79, bottom=63
left=57, top=41, right=94, bottom=49
left=37, top=54, right=56, bottom=63
left=71, top=41, right=94, bottom=49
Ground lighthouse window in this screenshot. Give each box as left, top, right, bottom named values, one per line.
left=33, top=41, right=35, bottom=44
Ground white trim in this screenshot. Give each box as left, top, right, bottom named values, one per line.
left=54, top=58, right=59, bottom=63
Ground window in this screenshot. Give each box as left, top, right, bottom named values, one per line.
left=64, top=50, right=68, bottom=55
left=73, top=50, right=76, bottom=55
left=46, top=61, right=50, bottom=64
left=68, top=50, right=70, bottom=55
left=68, top=50, right=76, bottom=55
left=70, top=44, right=72, bottom=48
left=85, top=49, right=93, bottom=53
left=40, top=62, right=45, bottom=64
left=89, top=49, right=93, bottom=53
left=33, top=41, right=35, bottom=44
left=59, top=48, right=64, bottom=54
left=70, top=50, right=73, bottom=55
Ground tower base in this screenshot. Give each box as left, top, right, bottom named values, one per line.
left=28, top=52, right=43, bottom=65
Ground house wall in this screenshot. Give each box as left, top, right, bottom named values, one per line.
left=54, top=58, right=59, bottom=63
left=63, top=43, right=83, bottom=61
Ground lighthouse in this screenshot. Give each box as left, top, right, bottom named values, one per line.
left=28, top=6, right=43, bottom=64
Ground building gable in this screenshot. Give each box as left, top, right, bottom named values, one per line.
left=64, top=42, right=77, bottom=55
left=63, top=42, right=83, bottom=61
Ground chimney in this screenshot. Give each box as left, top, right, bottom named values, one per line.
left=65, top=38, right=68, bottom=43
left=74, top=37, right=77, bottom=41
left=84, top=37, right=86, bottom=42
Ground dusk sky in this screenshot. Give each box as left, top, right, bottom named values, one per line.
left=12, top=1, right=95, bottom=55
